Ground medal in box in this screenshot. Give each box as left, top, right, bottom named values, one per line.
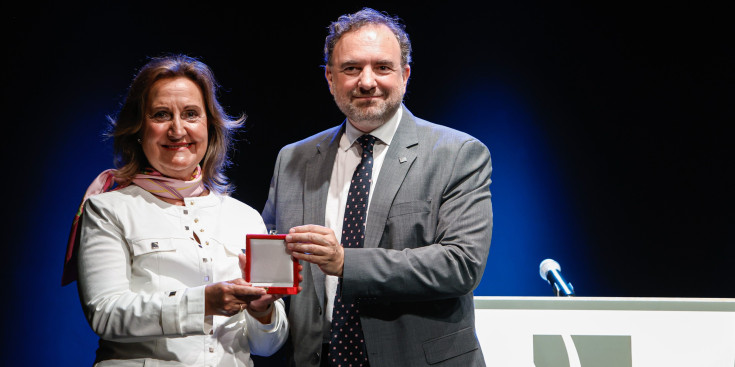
left=244, top=234, right=299, bottom=294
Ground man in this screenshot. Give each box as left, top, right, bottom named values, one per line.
left=262, top=8, right=492, bottom=367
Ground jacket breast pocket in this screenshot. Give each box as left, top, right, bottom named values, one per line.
left=129, top=238, right=194, bottom=290
left=383, top=200, right=433, bottom=249
left=131, top=238, right=177, bottom=257
left=217, top=237, right=245, bottom=258
left=387, top=199, right=431, bottom=218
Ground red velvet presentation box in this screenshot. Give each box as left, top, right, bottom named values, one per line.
left=245, top=234, right=299, bottom=295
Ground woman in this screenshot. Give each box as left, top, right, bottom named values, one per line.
left=68, top=55, right=289, bottom=366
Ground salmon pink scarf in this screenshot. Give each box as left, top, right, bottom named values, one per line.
left=61, top=166, right=206, bottom=285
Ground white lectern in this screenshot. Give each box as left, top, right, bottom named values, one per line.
left=474, top=296, right=735, bottom=367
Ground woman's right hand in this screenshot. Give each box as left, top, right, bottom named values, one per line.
left=204, top=278, right=267, bottom=317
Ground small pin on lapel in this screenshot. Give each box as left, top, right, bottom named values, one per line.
left=399, top=157, right=407, bottom=163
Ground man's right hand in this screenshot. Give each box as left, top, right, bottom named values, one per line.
left=286, top=224, right=345, bottom=277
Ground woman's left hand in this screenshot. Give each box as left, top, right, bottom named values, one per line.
left=238, top=254, right=304, bottom=323
left=246, top=294, right=283, bottom=324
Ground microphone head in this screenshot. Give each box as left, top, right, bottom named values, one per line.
left=539, top=258, right=561, bottom=280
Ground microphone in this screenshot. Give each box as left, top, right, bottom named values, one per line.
left=539, top=259, right=575, bottom=296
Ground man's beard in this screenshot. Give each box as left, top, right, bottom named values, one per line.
left=335, top=88, right=404, bottom=130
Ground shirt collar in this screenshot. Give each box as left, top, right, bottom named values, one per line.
left=341, top=106, right=403, bottom=151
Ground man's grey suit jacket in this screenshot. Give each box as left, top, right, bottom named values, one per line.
left=262, top=106, right=492, bottom=366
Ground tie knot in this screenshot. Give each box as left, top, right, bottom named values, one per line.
left=358, top=134, right=376, bottom=155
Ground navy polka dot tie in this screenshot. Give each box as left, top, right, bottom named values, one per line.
left=328, top=134, right=376, bottom=367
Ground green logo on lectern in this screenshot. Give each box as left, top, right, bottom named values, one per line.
left=534, top=335, right=632, bottom=367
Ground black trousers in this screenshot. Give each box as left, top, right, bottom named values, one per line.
left=321, top=343, right=330, bottom=367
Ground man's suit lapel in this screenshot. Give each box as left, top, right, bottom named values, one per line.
left=304, top=124, right=343, bottom=309
left=365, top=106, right=419, bottom=248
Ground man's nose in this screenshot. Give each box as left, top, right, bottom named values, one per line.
left=357, top=67, right=377, bottom=90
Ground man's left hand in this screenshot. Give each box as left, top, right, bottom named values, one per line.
left=286, top=225, right=344, bottom=277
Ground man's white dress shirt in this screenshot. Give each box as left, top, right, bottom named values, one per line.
left=322, top=108, right=402, bottom=339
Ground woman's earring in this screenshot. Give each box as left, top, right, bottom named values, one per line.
left=137, top=138, right=142, bottom=144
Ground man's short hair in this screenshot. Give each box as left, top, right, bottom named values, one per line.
left=324, top=8, right=412, bottom=68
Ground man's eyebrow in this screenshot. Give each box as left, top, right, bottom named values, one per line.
left=338, top=60, right=360, bottom=68
left=375, top=59, right=396, bottom=65
left=338, top=59, right=396, bottom=68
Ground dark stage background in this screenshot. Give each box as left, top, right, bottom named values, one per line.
left=3, top=2, right=732, bottom=366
